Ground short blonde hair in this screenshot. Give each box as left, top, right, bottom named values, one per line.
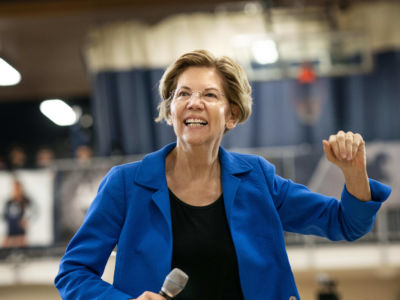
left=155, top=50, right=252, bottom=125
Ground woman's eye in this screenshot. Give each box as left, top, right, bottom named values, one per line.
left=205, top=93, right=217, bottom=98
left=178, top=91, right=189, bottom=97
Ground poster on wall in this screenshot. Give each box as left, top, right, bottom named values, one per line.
left=0, top=169, right=54, bottom=249
left=54, top=164, right=114, bottom=244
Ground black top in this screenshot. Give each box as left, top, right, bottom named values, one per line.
left=169, top=190, right=244, bottom=300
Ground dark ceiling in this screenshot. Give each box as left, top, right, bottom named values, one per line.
left=0, top=0, right=248, bottom=102
left=0, top=0, right=385, bottom=102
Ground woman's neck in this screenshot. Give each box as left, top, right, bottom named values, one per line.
left=166, top=142, right=220, bottom=181
left=165, top=142, right=223, bottom=206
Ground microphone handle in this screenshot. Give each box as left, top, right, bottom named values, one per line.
left=159, top=290, right=173, bottom=300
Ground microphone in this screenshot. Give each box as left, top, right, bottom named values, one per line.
left=159, top=268, right=189, bottom=299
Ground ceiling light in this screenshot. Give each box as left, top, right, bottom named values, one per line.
left=40, top=99, right=78, bottom=126
left=0, top=57, right=21, bottom=86
left=251, top=39, right=279, bottom=64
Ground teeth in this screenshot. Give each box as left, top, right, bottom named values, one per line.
left=184, top=118, right=207, bottom=126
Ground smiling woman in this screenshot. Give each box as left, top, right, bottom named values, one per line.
left=55, top=50, right=391, bottom=300
left=167, top=67, right=235, bottom=152
left=156, top=50, right=252, bottom=126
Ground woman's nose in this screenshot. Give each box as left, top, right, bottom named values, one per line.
left=187, top=92, right=204, bottom=109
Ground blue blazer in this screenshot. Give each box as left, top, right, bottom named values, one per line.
left=55, top=143, right=391, bottom=299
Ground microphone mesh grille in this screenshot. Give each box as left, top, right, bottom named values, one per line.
left=161, top=268, right=189, bottom=297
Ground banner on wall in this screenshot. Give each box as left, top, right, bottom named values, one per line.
left=0, top=169, right=54, bottom=248
left=54, top=163, right=115, bottom=244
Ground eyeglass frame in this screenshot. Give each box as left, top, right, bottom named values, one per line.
left=170, top=87, right=226, bottom=102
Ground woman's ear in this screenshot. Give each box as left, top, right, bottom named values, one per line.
left=226, top=105, right=240, bottom=130
left=167, top=115, right=173, bottom=126
left=165, top=108, right=173, bottom=126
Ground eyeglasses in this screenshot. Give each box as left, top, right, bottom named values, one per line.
left=172, top=88, right=226, bottom=102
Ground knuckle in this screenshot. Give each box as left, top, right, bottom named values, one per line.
left=142, top=292, right=151, bottom=299
left=336, top=134, right=345, bottom=141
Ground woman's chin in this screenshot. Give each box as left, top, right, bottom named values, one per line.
left=178, top=134, right=223, bottom=149
left=180, top=137, right=208, bottom=147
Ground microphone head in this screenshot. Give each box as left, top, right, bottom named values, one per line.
left=161, top=268, right=189, bottom=298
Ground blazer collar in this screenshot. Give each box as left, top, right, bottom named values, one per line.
left=134, top=142, right=254, bottom=236
left=218, top=146, right=253, bottom=176
left=134, top=142, right=253, bottom=190
left=134, top=143, right=175, bottom=190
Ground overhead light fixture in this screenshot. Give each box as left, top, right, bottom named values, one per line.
left=40, top=99, right=78, bottom=126
left=251, top=39, right=279, bottom=64
left=0, top=57, right=21, bottom=86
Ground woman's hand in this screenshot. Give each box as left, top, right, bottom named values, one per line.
left=323, top=130, right=366, bottom=170
left=323, top=131, right=371, bottom=201
left=130, top=291, right=166, bottom=300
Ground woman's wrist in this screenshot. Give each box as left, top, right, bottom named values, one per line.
left=343, top=169, right=371, bottom=202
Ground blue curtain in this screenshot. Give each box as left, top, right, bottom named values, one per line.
left=91, top=51, right=400, bottom=156
left=339, top=51, right=400, bottom=140
left=91, top=69, right=175, bottom=156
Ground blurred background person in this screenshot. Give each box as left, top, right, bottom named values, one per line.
left=317, top=278, right=340, bottom=300
left=2, top=179, right=32, bottom=248
left=35, top=147, right=55, bottom=168
left=7, top=145, right=29, bottom=170
left=0, top=155, right=6, bottom=170
left=74, top=144, right=93, bottom=166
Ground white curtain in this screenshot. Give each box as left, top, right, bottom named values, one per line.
left=84, top=2, right=400, bottom=72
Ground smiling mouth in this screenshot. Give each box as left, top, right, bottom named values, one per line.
left=184, top=118, right=208, bottom=127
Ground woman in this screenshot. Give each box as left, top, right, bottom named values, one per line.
left=2, top=180, right=31, bottom=248
left=55, top=50, right=391, bottom=300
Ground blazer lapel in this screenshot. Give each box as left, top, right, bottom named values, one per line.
left=134, top=143, right=176, bottom=232
left=219, top=147, right=253, bottom=222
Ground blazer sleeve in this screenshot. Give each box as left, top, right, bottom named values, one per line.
left=54, top=166, right=132, bottom=300
left=258, top=157, right=392, bottom=241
